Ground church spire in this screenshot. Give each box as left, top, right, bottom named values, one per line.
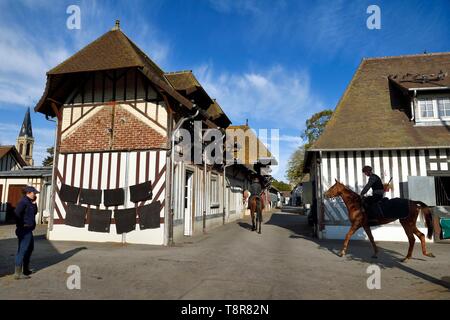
left=19, top=107, right=33, bottom=138
left=16, top=107, right=34, bottom=166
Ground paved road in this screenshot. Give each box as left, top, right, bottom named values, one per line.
left=1, top=212, right=449, bottom=299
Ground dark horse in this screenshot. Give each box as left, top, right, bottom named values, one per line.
left=249, top=195, right=264, bottom=234
left=324, top=179, right=435, bottom=262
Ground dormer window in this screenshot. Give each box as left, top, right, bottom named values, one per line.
left=415, top=96, right=450, bottom=123
left=438, top=97, right=450, bottom=117
left=418, top=98, right=434, bottom=118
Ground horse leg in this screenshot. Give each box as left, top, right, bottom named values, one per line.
left=250, top=210, right=256, bottom=231
left=401, top=223, right=415, bottom=262
left=413, top=226, right=435, bottom=258
left=363, top=224, right=378, bottom=258
left=257, top=211, right=262, bottom=234
left=338, top=224, right=360, bottom=257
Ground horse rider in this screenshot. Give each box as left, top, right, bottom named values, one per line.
left=248, top=174, right=263, bottom=209
left=360, top=165, right=384, bottom=211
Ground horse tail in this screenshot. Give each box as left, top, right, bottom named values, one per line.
left=256, top=197, right=261, bottom=214
left=415, top=201, right=434, bottom=240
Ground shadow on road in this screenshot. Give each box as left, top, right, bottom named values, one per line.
left=237, top=222, right=254, bottom=231
left=0, top=233, right=86, bottom=278
left=265, top=213, right=450, bottom=291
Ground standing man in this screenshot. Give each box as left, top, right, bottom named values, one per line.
left=14, top=186, right=39, bottom=280
left=360, top=166, right=384, bottom=208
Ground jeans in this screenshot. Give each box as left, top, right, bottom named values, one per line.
left=15, top=228, right=34, bottom=268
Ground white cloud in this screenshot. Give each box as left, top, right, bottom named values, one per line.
left=195, top=63, right=318, bottom=181
left=195, top=63, right=323, bottom=130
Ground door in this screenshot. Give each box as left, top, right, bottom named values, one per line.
left=7, top=185, right=27, bottom=223
left=184, top=171, right=194, bottom=236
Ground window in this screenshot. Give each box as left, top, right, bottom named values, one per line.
left=418, top=99, right=434, bottom=118
left=19, top=143, right=23, bottom=155
left=26, top=143, right=31, bottom=156
left=416, top=96, right=450, bottom=122
left=210, top=175, right=219, bottom=207
left=438, top=98, right=450, bottom=117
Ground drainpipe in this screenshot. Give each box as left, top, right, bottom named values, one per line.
left=411, top=90, right=417, bottom=122
left=203, top=150, right=207, bottom=233
left=317, top=151, right=324, bottom=238
left=169, top=108, right=199, bottom=245
left=45, top=115, right=57, bottom=232
left=220, top=132, right=230, bottom=225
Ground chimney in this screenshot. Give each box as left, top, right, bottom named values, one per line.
left=112, top=20, right=120, bottom=31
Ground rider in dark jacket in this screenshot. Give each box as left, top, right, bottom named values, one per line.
left=360, top=166, right=384, bottom=207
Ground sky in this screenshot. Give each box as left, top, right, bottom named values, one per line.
left=0, top=0, right=449, bottom=181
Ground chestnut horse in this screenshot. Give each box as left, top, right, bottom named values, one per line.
left=249, top=195, right=264, bottom=234
left=324, top=179, right=435, bottom=262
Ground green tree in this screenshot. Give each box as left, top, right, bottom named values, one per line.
left=301, top=109, right=333, bottom=149
left=271, top=179, right=292, bottom=191
left=286, top=146, right=305, bottom=185
left=285, top=109, right=333, bottom=185
left=42, top=147, right=54, bottom=166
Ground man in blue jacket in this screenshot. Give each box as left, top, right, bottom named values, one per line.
left=14, top=186, right=39, bottom=280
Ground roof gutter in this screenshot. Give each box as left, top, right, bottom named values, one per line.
left=407, top=87, right=450, bottom=91
left=309, top=145, right=450, bottom=152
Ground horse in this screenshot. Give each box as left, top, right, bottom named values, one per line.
left=249, top=195, right=264, bottom=234
left=324, top=179, right=435, bottom=262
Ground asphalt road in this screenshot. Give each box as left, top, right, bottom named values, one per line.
left=1, top=212, right=449, bottom=299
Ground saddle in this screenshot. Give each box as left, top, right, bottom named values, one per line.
left=365, top=198, right=410, bottom=220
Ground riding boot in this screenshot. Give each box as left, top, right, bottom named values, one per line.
left=14, top=266, right=31, bottom=280
left=23, top=263, right=35, bottom=276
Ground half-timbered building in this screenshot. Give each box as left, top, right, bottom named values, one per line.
left=34, top=22, right=276, bottom=245
left=304, top=52, right=450, bottom=242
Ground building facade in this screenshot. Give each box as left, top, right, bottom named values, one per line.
left=305, top=53, right=450, bottom=242
left=34, top=23, right=275, bottom=245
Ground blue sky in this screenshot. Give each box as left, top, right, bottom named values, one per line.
left=0, top=0, right=449, bottom=180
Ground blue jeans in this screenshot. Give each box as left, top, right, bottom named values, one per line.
left=15, top=229, right=34, bottom=268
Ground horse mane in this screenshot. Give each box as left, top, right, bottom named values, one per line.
left=340, top=184, right=362, bottom=202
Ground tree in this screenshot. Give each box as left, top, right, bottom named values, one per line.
left=285, top=109, right=333, bottom=185
left=301, top=109, right=333, bottom=149
left=286, top=146, right=305, bottom=185
left=42, top=147, right=54, bottom=166
left=271, top=179, right=292, bottom=192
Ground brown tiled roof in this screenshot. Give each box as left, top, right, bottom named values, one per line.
left=165, top=71, right=231, bottom=127
left=35, top=28, right=196, bottom=119
left=48, top=29, right=163, bottom=75
left=165, top=71, right=200, bottom=92
left=311, top=52, right=450, bottom=151
left=0, top=146, right=27, bottom=167
left=227, top=125, right=274, bottom=164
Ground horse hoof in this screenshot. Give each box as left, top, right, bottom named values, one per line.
left=258, top=231, right=261, bottom=234
left=337, top=251, right=345, bottom=257
left=426, top=253, right=435, bottom=258
left=371, top=255, right=378, bottom=259
left=401, top=257, right=409, bottom=263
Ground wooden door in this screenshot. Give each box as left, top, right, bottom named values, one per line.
left=6, top=185, right=26, bottom=222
